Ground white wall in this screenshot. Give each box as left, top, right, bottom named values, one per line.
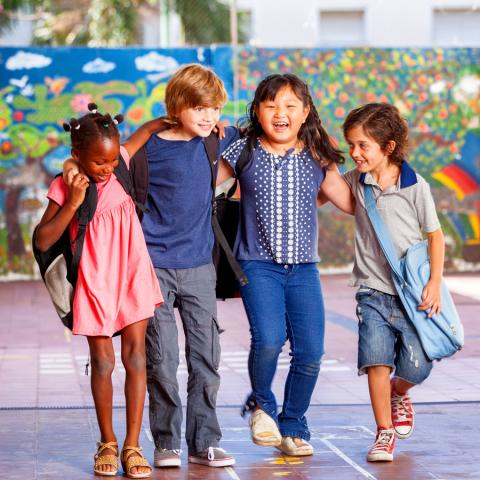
left=237, top=0, right=480, bottom=47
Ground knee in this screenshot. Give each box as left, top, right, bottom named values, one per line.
left=91, top=354, right=115, bottom=377
left=123, top=349, right=147, bottom=374
left=291, top=350, right=323, bottom=377
left=252, top=338, right=284, bottom=359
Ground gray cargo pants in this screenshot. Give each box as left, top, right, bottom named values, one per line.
left=146, top=263, right=222, bottom=454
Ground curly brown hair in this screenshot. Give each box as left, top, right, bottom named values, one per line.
left=342, top=103, right=409, bottom=166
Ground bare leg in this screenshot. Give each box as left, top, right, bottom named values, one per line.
left=391, top=377, right=415, bottom=396
left=87, top=336, right=117, bottom=474
left=367, top=366, right=393, bottom=428
left=121, top=319, right=150, bottom=475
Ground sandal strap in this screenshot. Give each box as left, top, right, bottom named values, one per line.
left=96, top=441, right=119, bottom=457
left=121, top=446, right=151, bottom=471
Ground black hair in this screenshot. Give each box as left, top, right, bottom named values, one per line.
left=241, top=74, right=344, bottom=166
left=63, top=103, right=124, bottom=151
left=342, top=103, right=409, bottom=166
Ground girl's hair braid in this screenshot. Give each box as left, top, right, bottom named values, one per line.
left=63, top=103, right=124, bottom=151
left=242, top=74, right=344, bottom=166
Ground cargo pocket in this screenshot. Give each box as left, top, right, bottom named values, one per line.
left=212, top=316, right=222, bottom=370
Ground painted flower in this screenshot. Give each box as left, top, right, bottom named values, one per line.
left=335, top=107, right=345, bottom=118
left=13, top=111, right=24, bottom=122
left=70, top=93, right=93, bottom=113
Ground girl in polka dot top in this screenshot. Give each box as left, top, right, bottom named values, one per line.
left=220, top=74, right=354, bottom=456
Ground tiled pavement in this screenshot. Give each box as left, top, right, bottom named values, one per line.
left=0, top=274, right=479, bottom=479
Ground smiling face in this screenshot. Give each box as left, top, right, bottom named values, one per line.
left=345, top=125, right=395, bottom=174
left=255, top=86, right=310, bottom=148
left=176, top=105, right=221, bottom=139
left=73, top=136, right=120, bottom=183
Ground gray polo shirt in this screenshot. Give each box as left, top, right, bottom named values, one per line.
left=344, top=162, right=441, bottom=295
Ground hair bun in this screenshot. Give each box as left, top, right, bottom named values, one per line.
left=88, top=102, right=98, bottom=112
left=113, top=114, right=124, bottom=125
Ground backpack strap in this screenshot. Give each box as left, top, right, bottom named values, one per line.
left=205, top=133, right=248, bottom=287
left=69, top=180, right=98, bottom=286
left=115, top=153, right=149, bottom=219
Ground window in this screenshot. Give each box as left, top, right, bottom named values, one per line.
left=318, top=10, right=365, bottom=47
left=433, top=8, right=480, bottom=47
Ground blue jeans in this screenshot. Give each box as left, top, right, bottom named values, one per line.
left=239, top=260, right=325, bottom=440
left=356, top=287, right=433, bottom=384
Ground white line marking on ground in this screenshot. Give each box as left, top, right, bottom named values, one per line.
left=225, top=466, right=241, bottom=480
left=320, top=437, right=376, bottom=480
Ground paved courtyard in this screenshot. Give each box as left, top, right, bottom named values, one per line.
left=0, top=274, right=479, bottom=479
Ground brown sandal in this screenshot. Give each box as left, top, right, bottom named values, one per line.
left=121, top=446, right=152, bottom=479
left=94, top=441, right=118, bottom=476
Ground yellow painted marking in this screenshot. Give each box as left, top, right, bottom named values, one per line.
left=273, top=473, right=292, bottom=477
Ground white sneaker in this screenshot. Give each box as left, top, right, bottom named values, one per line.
left=188, top=447, right=235, bottom=467
left=154, top=448, right=181, bottom=467
left=249, top=409, right=282, bottom=447
left=277, top=437, right=314, bottom=456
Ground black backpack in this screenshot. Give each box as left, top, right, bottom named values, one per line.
left=32, top=158, right=134, bottom=331
left=210, top=139, right=252, bottom=299
left=126, top=132, right=251, bottom=299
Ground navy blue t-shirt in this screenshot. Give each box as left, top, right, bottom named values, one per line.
left=222, top=137, right=326, bottom=264
left=141, top=126, right=239, bottom=269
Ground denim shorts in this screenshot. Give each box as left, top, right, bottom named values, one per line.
left=355, top=287, right=433, bottom=385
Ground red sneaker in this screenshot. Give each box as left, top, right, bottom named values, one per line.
left=391, top=384, right=415, bottom=439
left=367, top=427, right=395, bottom=462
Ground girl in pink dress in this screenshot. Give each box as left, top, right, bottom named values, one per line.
left=35, top=103, right=163, bottom=479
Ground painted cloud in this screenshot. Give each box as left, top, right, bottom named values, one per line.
left=135, top=52, right=179, bottom=72
left=82, top=58, right=116, bottom=74
left=6, top=51, right=52, bottom=70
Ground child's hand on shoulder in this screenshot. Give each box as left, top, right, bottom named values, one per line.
left=213, top=120, right=229, bottom=139
left=63, top=158, right=80, bottom=186
left=419, top=279, right=442, bottom=317
left=67, top=172, right=90, bottom=210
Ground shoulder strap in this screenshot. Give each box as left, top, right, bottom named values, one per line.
left=205, top=133, right=248, bottom=287
left=121, top=147, right=149, bottom=219
left=363, top=184, right=405, bottom=285
left=204, top=132, right=219, bottom=193
left=69, top=181, right=98, bottom=285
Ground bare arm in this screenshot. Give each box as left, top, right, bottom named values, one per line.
left=418, top=228, right=445, bottom=317
left=216, top=158, right=235, bottom=186
left=122, top=117, right=169, bottom=158
left=35, top=173, right=89, bottom=252
left=318, top=165, right=355, bottom=215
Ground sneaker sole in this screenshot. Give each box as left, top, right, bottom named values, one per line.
left=367, top=453, right=394, bottom=462
left=252, top=436, right=282, bottom=447
left=188, top=457, right=236, bottom=467
left=154, top=459, right=181, bottom=468
left=275, top=446, right=314, bottom=456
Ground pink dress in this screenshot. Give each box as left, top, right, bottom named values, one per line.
left=47, top=146, right=163, bottom=337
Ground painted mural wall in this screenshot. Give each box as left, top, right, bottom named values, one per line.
left=0, top=46, right=479, bottom=279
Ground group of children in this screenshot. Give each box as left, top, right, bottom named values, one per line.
left=34, top=63, right=445, bottom=477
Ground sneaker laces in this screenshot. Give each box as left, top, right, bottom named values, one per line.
left=392, top=393, right=413, bottom=422
left=159, top=448, right=181, bottom=455
left=372, top=430, right=394, bottom=452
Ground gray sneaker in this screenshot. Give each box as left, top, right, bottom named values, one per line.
left=188, top=447, right=235, bottom=467
left=154, top=448, right=181, bottom=467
